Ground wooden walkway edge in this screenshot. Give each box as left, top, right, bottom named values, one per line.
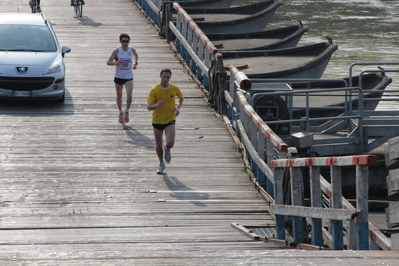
left=0, top=0, right=398, bottom=264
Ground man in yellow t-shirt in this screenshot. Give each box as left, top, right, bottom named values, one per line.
left=147, top=68, right=184, bottom=174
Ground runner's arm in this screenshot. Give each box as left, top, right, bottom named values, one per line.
left=106, top=49, right=120, bottom=66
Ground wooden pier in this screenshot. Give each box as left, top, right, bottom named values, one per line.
left=0, top=0, right=398, bottom=264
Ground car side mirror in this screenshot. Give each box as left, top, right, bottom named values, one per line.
left=61, top=45, right=71, bottom=58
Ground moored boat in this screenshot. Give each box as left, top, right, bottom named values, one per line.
left=207, top=22, right=308, bottom=51
left=221, top=41, right=338, bottom=79
left=289, top=72, right=392, bottom=119
left=176, top=0, right=235, bottom=8
left=208, top=41, right=338, bottom=113
left=181, top=0, right=283, bottom=34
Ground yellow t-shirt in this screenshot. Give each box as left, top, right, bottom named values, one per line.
left=147, top=83, right=183, bottom=124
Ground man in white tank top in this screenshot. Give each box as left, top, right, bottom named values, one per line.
left=107, top=33, right=139, bottom=123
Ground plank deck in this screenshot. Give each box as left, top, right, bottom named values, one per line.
left=1, top=0, right=399, bottom=264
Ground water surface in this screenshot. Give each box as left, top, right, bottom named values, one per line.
left=235, top=0, right=399, bottom=109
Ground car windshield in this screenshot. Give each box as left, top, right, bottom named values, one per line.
left=0, top=25, right=57, bottom=52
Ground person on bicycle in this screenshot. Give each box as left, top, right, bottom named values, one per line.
left=70, top=0, right=85, bottom=6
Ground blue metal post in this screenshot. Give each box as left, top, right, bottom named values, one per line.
left=357, top=222, right=369, bottom=250
left=331, top=166, right=344, bottom=249
left=185, top=53, right=191, bottom=65
left=175, top=39, right=181, bottom=51
left=310, top=166, right=323, bottom=246
left=265, top=140, right=276, bottom=195
left=189, top=60, right=196, bottom=73
left=356, top=165, right=369, bottom=250
left=290, top=167, right=304, bottom=243
left=257, top=169, right=266, bottom=188
left=273, top=168, right=285, bottom=240
left=267, top=179, right=274, bottom=198
left=203, top=76, right=209, bottom=89
left=331, top=220, right=344, bottom=249
left=196, top=68, right=202, bottom=81
left=180, top=46, right=186, bottom=60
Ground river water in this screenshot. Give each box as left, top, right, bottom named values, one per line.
left=235, top=0, right=399, bottom=110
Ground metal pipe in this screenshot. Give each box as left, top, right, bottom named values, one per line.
left=230, top=66, right=252, bottom=91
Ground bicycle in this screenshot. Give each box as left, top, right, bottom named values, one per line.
left=28, top=0, right=41, bottom=13
left=72, top=0, right=84, bottom=18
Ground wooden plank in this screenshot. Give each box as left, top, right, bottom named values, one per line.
left=386, top=202, right=399, bottom=228
left=384, top=135, right=399, bottom=167
left=0, top=0, right=399, bottom=264
left=391, top=233, right=399, bottom=250
left=387, top=168, right=399, bottom=196
left=271, top=205, right=358, bottom=220
left=0, top=0, right=279, bottom=264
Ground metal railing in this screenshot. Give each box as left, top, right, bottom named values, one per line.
left=235, top=87, right=288, bottom=196
left=226, top=66, right=393, bottom=250
left=226, top=69, right=366, bottom=153
left=136, top=1, right=395, bottom=251
left=271, top=155, right=375, bottom=250
left=161, top=2, right=217, bottom=89
left=227, top=73, right=399, bottom=157
left=226, top=67, right=391, bottom=250
left=136, top=0, right=161, bottom=26
left=136, top=0, right=218, bottom=89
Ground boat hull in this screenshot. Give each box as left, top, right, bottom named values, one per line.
left=185, top=0, right=283, bottom=34
left=207, top=24, right=308, bottom=51
left=177, top=0, right=235, bottom=8
left=291, top=73, right=393, bottom=118
left=222, top=42, right=338, bottom=79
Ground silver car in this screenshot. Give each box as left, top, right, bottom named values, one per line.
left=0, top=13, right=71, bottom=102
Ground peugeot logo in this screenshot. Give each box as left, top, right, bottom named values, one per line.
left=16, top=67, right=29, bottom=74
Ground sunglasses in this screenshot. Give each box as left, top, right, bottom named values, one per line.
left=121, top=40, right=130, bottom=43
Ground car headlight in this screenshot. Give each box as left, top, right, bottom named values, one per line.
left=43, top=59, right=63, bottom=75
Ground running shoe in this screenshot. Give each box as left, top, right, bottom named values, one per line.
left=124, top=111, right=129, bottom=123
left=164, top=145, right=171, bottom=163
left=157, top=163, right=165, bottom=174
left=118, top=112, right=123, bottom=123
left=36, top=6, right=42, bottom=12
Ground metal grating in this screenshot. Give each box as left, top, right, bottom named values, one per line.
left=246, top=226, right=294, bottom=242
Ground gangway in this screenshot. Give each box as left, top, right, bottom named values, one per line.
left=224, top=65, right=399, bottom=250
left=136, top=0, right=399, bottom=251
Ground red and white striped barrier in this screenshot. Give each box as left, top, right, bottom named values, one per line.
left=236, top=91, right=288, bottom=152
left=272, top=154, right=392, bottom=250
left=173, top=3, right=218, bottom=55
left=271, top=155, right=377, bottom=168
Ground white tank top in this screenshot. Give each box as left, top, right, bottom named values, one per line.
left=115, top=46, right=134, bottom=79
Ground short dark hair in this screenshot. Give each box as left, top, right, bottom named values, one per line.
left=160, top=68, right=172, bottom=76
left=119, top=33, right=130, bottom=41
